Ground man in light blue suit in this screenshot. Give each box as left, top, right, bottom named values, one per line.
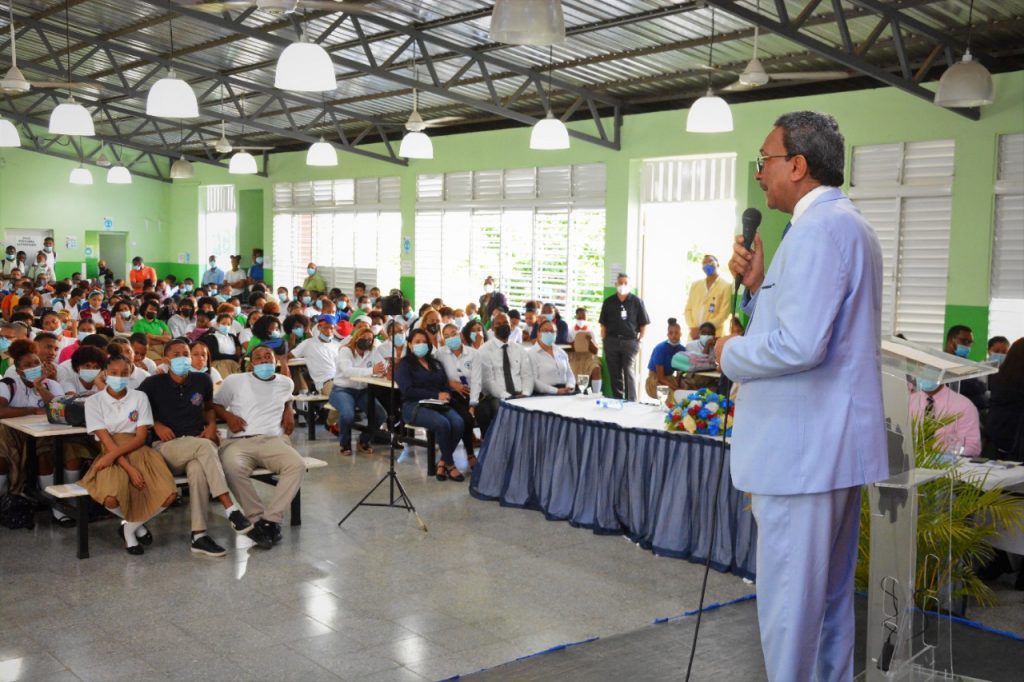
left=716, top=112, right=888, bottom=681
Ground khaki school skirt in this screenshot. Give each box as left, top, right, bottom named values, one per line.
left=81, top=433, right=176, bottom=522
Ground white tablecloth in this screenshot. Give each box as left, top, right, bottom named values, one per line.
left=510, top=395, right=689, bottom=434
left=956, top=460, right=1024, bottom=554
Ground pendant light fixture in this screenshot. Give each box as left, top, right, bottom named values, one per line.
left=530, top=46, right=569, bottom=150
left=106, top=150, right=131, bottom=184
left=146, top=1, right=199, bottom=118
left=49, top=1, right=94, bottom=136
left=307, top=95, right=338, bottom=166
left=686, top=7, right=733, bottom=134
left=934, top=0, right=994, bottom=107
left=0, top=115, right=19, bottom=147
left=69, top=164, right=92, bottom=185
left=229, top=150, right=258, bottom=175
left=399, top=45, right=433, bottom=160
left=275, top=18, right=336, bottom=92
left=490, top=0, right=565, bottom=46
left=170, top=155, right=194, bottom=179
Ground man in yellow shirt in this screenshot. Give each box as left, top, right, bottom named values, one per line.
left=683, top=254, right=732, bottom=339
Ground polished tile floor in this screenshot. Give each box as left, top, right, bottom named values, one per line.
left=0, top=430, right=1020, bottom=682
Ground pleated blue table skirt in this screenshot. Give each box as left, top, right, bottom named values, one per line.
left=469, top=400, right=757, bottom=579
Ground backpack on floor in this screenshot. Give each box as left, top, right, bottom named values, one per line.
left=0, top=493, right=35, bottom=530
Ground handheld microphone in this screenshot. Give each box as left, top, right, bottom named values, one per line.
left=741, top=208, right=762, bottom=251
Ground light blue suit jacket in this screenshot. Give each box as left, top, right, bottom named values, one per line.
left=721, top=188, right=888, bottom=495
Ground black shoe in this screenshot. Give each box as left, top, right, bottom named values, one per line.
left=190, top=535, right=227, bottom=557
left=228, top=510, right=253, bottom=535
left=117, top=523, right=144, bottom=556
left=136, top=525, right=153, bottom=546
left=247, top=524, right=273, bottom=550
left=256, top=519, right=283, bottom=545
left=55, top=515, right=76, bottom=528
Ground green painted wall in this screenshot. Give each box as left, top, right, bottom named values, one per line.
left=237, top=188, right=264, bottom=260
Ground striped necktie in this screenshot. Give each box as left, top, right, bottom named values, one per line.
left=925, top=395, right=935, bottom=416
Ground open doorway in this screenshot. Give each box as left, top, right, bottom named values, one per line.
left=638, top=154, right=737, bottom=380
left=98, top=232, right=128, bottom=281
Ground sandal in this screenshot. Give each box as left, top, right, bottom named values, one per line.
left=447, top=465, right=465, bottom=482
left=467, top=454, right=478, bottom=470
left=435, top=463, right=447, bottom=481
left=357, top=441, right=374, bottom=455
left=340, top=447, right=353, bottom=457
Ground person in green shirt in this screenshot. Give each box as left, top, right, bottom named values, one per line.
left=302, top=262, right=327, bottom=295
left=131, top=300, right=172, bottom=361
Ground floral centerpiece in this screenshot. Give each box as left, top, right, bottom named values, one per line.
left=664, top=387, right=734, bottom=437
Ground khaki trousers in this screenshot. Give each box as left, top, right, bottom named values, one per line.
left=212, top=359, right=241, bottom=378
left=320, top=380, right=338, bottom=426
left=220, top=435, right=305, bottom=524
left=153, top=436, right=230, bottom=532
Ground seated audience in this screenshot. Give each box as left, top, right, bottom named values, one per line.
left=528, top=319, right=576, bottom=395
left=328, top=326, right=386, bottom=457
left=646, top=318, right=686, bottom=398
left=909, top=377, right=982, bottom=457
left=568, top=331, right=602, bottom=395
left=470, top=311, right=533, bottom=438
left=943, top=324, right=987, bottom=411
left=437, top=323, right=477, bottom=466
left=987, top=338, right=1023, bottom=462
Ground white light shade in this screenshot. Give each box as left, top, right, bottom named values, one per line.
left=69, top=166, right=93, bottom=185
left=306, top=137, right=338, bottom=166
left=490, top=0, right=565, bottom=45
left=275, top=39, right=336, bottom=92
left=146, top=69, right=200, bottom=118
left=530, top=112, right=570, bottom=150
left=107, top=165, right=132, bottom=184
left=48, top=98, right=95, bottom=136
left=0, top=117, right=20, bottom=147
left=934, top=49, right=994, bottom=108
left=399, top=131, right=433, bottom=159
left=738, top=57, right=771, bottom=86
left=229, top=150, right=258, bottom=175
left=170, top=155, right=194, bottom=179
left=686, top=89, right=733, bottom=133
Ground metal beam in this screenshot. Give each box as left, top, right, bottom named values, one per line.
left=703, top=0, right=985, bottom=120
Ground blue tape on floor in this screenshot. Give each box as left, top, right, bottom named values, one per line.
left=654, top=592, right=758, bottom=624
left=438, top=637, right=601, bottom=681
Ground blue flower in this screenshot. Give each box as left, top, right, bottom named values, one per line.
left=707, top=422, right=720, bottom=436
left=697, top=408, right=710, bottom=419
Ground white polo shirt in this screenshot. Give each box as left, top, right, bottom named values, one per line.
left=214, top=372, right=294, bottom=438
left=85, top=388, right=153, bottom=435
left=0, top=378, right=62, bottom=408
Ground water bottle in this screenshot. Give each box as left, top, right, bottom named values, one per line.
left=595, top=398, right=624, bottom=410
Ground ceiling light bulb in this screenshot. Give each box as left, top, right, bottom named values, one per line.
left=107, top=165, right=132, bottom=184
left=934, top=49, right=994, bottom=108
left=49, top=96, right=95, bottom=136
left=0, top=117, right=20, bottom=147
left=686, top=89, right=733, bottom=133
left=490, top=0, right=565, bottom=45
left=229, top=150, right=258, bottom=175
left=170, top=155, right=194, bottom=179
left=275, top=35, right=336, bottom=92
left=69, top=166, right=93, bottom=185
left=146, top=68, right=200, bottom=118
left=399, top=131, right=433, bottom=160
left=530, top=112, right=570, bottom=150
left=306, top=137, right=338, bottom=166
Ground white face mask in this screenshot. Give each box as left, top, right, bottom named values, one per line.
left=617, top=284, right=630, bottom=296
left=484, top=284, right=494, bottom=294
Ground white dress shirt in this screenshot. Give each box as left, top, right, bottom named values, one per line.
left=333, top=345, right=376, bottom=390
left=470, top=338, right=534, bottom=405
left=528, top=344, right=576, bottom=394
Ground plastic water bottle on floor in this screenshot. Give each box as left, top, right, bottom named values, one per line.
left=452, top=444, right=469, bottom=473
left=397, top=444, right=414, bottom=464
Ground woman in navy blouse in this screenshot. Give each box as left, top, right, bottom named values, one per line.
left=395, top=329, right=466, bottom=482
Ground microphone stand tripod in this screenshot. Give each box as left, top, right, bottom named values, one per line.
left=338, top=327, right=427, bottom=532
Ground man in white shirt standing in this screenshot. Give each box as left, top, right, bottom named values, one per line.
left=214, top=345, right=305, bottom=550
left=470, top=311, right=534, bottom=438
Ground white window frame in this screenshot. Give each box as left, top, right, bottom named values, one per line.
left=198, top=185, right=237, bottom=266
left=990, top=133, right=1024, bottom=342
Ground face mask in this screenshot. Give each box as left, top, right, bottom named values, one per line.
left=270, top=329, right=284, bottom=339
left=954, top=344, right=971, bottom=358
left=617, top=285, right=630, bottom=296
left=180, top=309, right=193, bottom=318
left=23, top=366, right=43, bottom=382
left=183, top=284, right=193, bottom=292
left=145, top=312, right=156, bottom=320
left=393, top=333, right=406, bottom=347
left=411, top=343, right=429, bottom=358
left=540, top=331, right=557, bottom=346
left=318, top=332, right=333, bottom=342
left=291, top=327, right=304, bottom=339
left=169, top=356, right=192, bottom=376
left=133, top=265, right=142, bottom=271
left=0, top=338, right=10, bottom=352
left=302, top=296, right=311, bottom=305
left=445, top=336, right=462, bottom=351
left=699, top=334, right=713, bottom=346
left=361, top=304, right=371, bottom=312
left=307, top=268, right=317, bottom=276
left=218, top=325, right=232, bottom=335
left=78, top=331, right=90, bottom=342
left=470, top=331, right=479, bottom=342
left=315, top=300, right=323, bottom=310
left=405, top=311, right=415, bottom=321
left=426, top=323, right=440, bottom=334
left=453, top=317, right=465, bottom=329
left=494, top=324, right=511, bottom=341
left=371, top=324, right=382, bottom=335
left=544, top=313, right=555, bottom=321
left=916, top=378, right=940, bottom=393
left=216, top=295, right=228, bottom=302
left=15, top=288, right=23, bottom=297
left=120, top=311, right=132, bottom=319
left=253, top=363, right=276, bottom=380
left=193, top=365, right=209, bottom=373
left=484, top=285, right=494, bottom=294
left=79, top=368, right=100, bottom=383
left=209, top=262, right=217, bottom=270
left=990, top=352, right=1006, bottom=365
left=369, top=297, right=377, bottom=306
left=702, top=264, right=717, bottom=277
left=44, top=246, right=53, bottom=254
left=255, top=257, right=264, bottom=264
left=4, top=254, right=12, bottom=261
left=339, top=301, right=348, bottom=310
left=278, top=293, right=287, bottom=302
left=106, top=376, right=129, bottom=392
left=356, top=338, right=373, bottom=352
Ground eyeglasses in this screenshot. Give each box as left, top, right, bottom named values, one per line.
left=755, top=153, right=795, bottom=173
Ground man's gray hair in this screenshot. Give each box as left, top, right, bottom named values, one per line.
left=774, top=111, right=845, bottom=187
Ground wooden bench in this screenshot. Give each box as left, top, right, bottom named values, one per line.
left=44, top=457, right=328, bottom=559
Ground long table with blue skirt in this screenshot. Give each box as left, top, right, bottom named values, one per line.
left=469, top=395, right=757, bottom=579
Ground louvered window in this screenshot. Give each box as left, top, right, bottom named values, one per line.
left=990, top=133, right=1024, bottom=342
left=199, top=185, right=237, bottom=266
left=414, top=164, right=606, bottom=319
left=850, top=140, right=955, bottom=345
left=272, top=177, right=400, bottom=292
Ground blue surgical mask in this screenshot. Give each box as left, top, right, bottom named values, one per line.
left=540, top=331, right=557, bottom=346
left=253, top=363, right=276, bottom=380
left=120, top=311, right=131, bottom=319
left=23, top=366, right=42, bottom=382
left=278, top=293, right=288, bottom=302
left=105, top=376, right=129, bottom=392
left=302, top=296, right=311, bottom=305
left=453, top=317, right=465, bottom=329
left=78, top=368, right=100, bottom=383
left=183, top=284, right=193, bottom=292
left=916, top=378, right=940, bottom=393
left=411, top=343, right=429, bottom=358
left=702, top=264, right=717, bottom=277
left=77, top=331, right=90, bottom=342
left=544, top=313, right=555, bottom=321
left=218, top=325, right=232, bottom=335
left=405, top=311, right=415, bottom=321
left=307, top=268, right=316, bottom=276
left=315, top=300, right=323, bottom=310
left=255, top=257, right=264, bottom=264
left=0, top=337, right=11, bottom=352
left=989, top=352, right=1006, bottom=365
left=169, top=356, right=192, bottom=376
left=393, top=333, right=406, bottom=347
left=15, top=288, right=23, bottom=296
left=470, top=331, right=479, bottom=343
left=954, top=344, right=971, bottom=358
left=291, top=327, right=305, bottom=339
left=271, top=330, right=284, bottom=339
left=44, top=246, right=53, bottom=253
left=318, top=333, right=333, bottom=342
left=699, top=334, right=713, bottom=346
left=445, top=336, right=462, bottom=351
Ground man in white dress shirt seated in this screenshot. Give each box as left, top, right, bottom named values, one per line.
left=469, top=311, right=534, bottom=438
left=214, top=345, right=305, bottom=550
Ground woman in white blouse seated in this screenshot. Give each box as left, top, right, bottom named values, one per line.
left=371, top=320, right=407, bottom=373
left=327, top=326, right=387, bottom=457
left=81, top=352, right=177, bottom=555
left=529, top=319, right=576, bottom=395
left=437, top=323, right=478, bottom=467
left=463, top=319, right=486, bottom=351
left=202, top=312, right=242, bottom=377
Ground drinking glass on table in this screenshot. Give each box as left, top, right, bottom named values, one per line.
left=577, top=375, right=590, bottom=394
left=656, top=385, right=670, bottom=407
